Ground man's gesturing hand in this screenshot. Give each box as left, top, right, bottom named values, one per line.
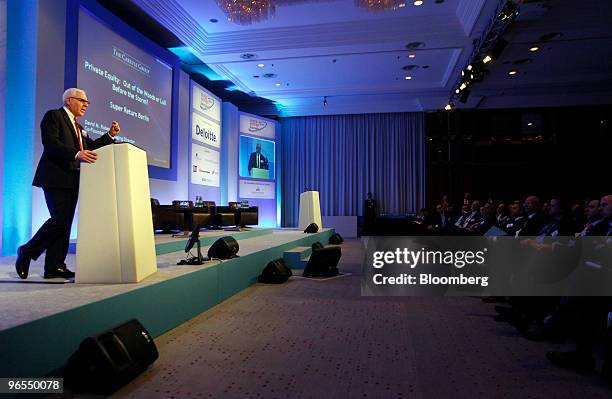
left=77, top=150, right=98, bottom=163
left=109, top=121, right=120, bottom=137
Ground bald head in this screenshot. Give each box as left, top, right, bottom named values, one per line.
left=524, top=195, right=540, bottom=215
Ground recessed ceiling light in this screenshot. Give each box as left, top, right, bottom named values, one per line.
left=404, top=75, right=412, bottom=80
left=527, top=122, right=533, bottom=126
left=508, top=70, right=517, bottom=75
left=455, top=89, right=460, bottom=94
left=257, top=63, right=265, bottom=68
left=275, top=83, right=281, bottom=86
left=529, top=46, right=540, bottom=52
left=408, top=54, right=416, bottom=58
left=414, top=0, right=423, bottom=5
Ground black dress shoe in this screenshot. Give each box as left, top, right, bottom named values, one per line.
left=44, top=267, right=75, bottom=279
left=546, top=350, right=595, bottom=373
left=15, top=245, right=31, bottom=279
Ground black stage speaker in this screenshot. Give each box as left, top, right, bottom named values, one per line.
left=304, top=223, right=319, bottom=233
left=303, top=246, right=342, bottom=278
left=258, top=258, right=292, bottom=284
left=208, top=236, right=239, bottom=259
left=329, top=233, right=344, bottom=245
left=311, top=241, right=324, bottom=250
left=64, top=319, right=158, bottom=394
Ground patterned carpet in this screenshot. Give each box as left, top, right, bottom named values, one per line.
left=107, top=239, right=611, bottom=399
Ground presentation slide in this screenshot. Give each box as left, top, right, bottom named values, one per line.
left=239, top=135, right=275, bottom=180
left=77, top=7, right=173, bottom=168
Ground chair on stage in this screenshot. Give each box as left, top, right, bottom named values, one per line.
left=192, top=201, right=215, bottom=230
left=150, top=198, right=185, bottom=233
left=229, top=202, right=259, bottom=227
left=214, top=204, right=237, bottom=228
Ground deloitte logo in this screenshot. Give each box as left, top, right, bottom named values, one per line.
left=195, top=124, right=217, bottom=143
left=199, top=93, right=215, bottom=111
left=249, top=119, right=267, bottom=132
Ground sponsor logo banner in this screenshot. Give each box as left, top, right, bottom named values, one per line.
left=192, top=112, right=220, bottom=148
left=239, top=180, right=275, bottom=199
left=239, top=114, right=275, bottom=139
left=191, top=143, right=220, bottom=187
left=192, top=84, right=221, bottom=122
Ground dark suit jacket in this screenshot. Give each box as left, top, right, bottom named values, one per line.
left=32, top=108, right=114, bottom=189
left=247, top=151, right=269, bottom=172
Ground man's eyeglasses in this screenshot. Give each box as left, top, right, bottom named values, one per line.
left=69, top=97, right=90, bottom=105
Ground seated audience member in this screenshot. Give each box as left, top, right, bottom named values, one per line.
left=429, top=203, right=451, bottom=231
left=504, top=201, right=526, bottom=236
left=496, top=203, right=509, bottom=227
left=536, top=197, right=576, bottom=237
left=576, top=199, right=602, bottom=236
left=468, top=202, right=496, bottom=235
left=517, top=195, right=547, bottom=236
left=461, top=200, right=482, bottom=229
left=454, top=203, right=471, bottom=229
left=542, top=201, right=550, bottom=215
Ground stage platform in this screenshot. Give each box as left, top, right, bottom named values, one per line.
left=0, top=227, right=334, bottom=378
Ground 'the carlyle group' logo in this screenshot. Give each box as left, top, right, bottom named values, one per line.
left=199, top=93, right=215, bottom=111
left=112, top=46, right=151, bottom=76
left=249, top=119, right=267, bottom=132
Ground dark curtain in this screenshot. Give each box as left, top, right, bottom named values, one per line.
left=280, top=112, right=425, bottom=227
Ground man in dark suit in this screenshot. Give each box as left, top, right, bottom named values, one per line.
left=15, top=88, right=120, bottom=279
left=247, top=143, right=269, bottom=175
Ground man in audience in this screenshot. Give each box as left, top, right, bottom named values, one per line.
left=496, top=203, right=509, bottom=227
left=504, top=201, right=526, bottom=236
left=576, top=199, right=602, bottom=236
left=469, top=202, right=496, bottom=235
left=517, top=195, right=546, bottom=236
left=461, top=200, right=482, bottom=229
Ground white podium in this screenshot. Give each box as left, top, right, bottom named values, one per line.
left=76, top=144, right=157, bottom=283
left=298, top=191, right=323, bottom=231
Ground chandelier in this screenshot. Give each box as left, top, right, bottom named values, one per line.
left=214, top=0, right=406, bottom=26
left=215, top=0, right=276, bottom=25
left=355, top=0, right=406, bottom=12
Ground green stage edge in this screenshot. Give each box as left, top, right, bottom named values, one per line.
left=0, top=228, right=334, bottom=379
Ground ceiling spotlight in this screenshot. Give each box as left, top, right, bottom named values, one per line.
left=323, top=96, right=328, bottom=107
left=459, top=82, right=468, bottom=90
left=398, top=2, right=406, bottom=7
left=257, top=63, right=265, bottom=68
left=414, top=0, right=423, bottom=5
left=529, top=46, right=540, bottom=52
left=527, top=122, right=533, bottom=126
left=404, top=75, right=412, bottom=80
left=461, top=70, right=465, bottom=77
left=508, top=70, right=517, bottom=75
left=275, top=83, right=281, bottom=86
left=455, top=88, right=460, bottom=94
left=444, top=102, right=454, bottom=111
left=467, top=64, right=473, bottom=71
left=408, top=54, right=416, bottom=58
left=483, top=55, right=492, bottom=64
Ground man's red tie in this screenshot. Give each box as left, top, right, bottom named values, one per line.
left=74, top=116, right=83, bottom=151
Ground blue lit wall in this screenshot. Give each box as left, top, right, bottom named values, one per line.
left=1, top=0, right=38, bottom=256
